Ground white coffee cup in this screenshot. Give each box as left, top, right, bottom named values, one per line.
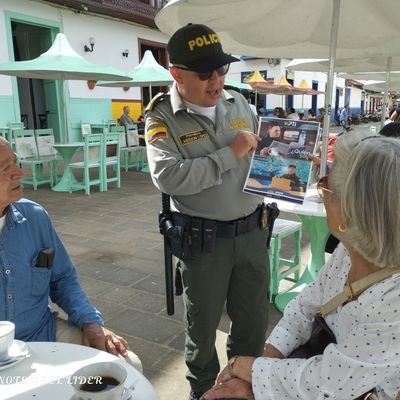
left=0, top=321, right=15, bottom=362
left=71, top=361, right=127, bottom=400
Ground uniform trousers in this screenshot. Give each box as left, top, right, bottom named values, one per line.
left=178, top=226, right=269, bottom=393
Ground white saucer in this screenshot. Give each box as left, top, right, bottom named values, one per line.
left=70, top=385, right=134, bottom=400
left=0, top=340, right=30, bottom=370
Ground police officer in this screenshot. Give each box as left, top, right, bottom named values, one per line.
left=145, top=23, right=269, bottom=400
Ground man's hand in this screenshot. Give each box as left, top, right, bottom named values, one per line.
left=230, top=130, right=260, bottom=160
left=308, top=154, right=321, bottom=166
left=202, top=378, right=255, bottom=400
left=82, top=324, right=128, bottom=357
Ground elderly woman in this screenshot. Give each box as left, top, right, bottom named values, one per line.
left=203, top=132, right=400, bottom=400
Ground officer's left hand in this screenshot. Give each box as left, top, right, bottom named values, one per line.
left=82, top=323, right=128, bottom=357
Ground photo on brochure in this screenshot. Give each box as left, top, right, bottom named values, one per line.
left=243, top=117, right=320, bottom=204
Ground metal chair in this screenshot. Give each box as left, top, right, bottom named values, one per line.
left=268, top=218, right=302, bottom=301
left=68, top=133, right=104, bottom=195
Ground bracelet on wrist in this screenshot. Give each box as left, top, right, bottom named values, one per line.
left=227, top=355, right=239, bottom=378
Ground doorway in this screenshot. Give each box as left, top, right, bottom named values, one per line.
left=138, top=39, right=168, bottom=108
left=11, top=21, right=61, bottom=141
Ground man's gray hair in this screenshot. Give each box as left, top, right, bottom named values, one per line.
left=331, top=132, right=400, bottom=268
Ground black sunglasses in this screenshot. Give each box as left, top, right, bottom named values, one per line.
left=175, top=64, right=230, bottom=81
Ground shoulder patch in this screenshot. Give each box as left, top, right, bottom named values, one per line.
left=145, top=92, right=168, bottom=112
left=146, top=120, right=168, bottom=144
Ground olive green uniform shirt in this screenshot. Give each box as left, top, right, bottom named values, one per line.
left=145, top=84, right=261, bottom=221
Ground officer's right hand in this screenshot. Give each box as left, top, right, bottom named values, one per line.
left=230, top=130, right=260, bottom=159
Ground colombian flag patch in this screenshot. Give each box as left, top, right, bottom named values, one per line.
left=146, top=124, right=168, bottom=144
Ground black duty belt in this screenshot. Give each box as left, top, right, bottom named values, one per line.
left=172, top=206, right=263, bottom=239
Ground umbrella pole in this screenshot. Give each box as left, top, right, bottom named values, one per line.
left=381, top=57, right=392, bottom=130
left=149, top=83, right=152, bottom=103
left=62, top=80, right=68, bottom=143
left=320, top=0, right=340, bottom=177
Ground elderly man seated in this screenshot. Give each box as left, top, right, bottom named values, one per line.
left=0, top=137, right=142, bottom=371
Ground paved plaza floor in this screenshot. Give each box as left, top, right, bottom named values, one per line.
left=23, top=121, right=377, bottom=399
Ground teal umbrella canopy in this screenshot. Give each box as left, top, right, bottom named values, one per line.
left=0, top=33, right=130, bottom=81
left=224, top=79, right=252, bottom=91
left=98, top=50, right=173, bottom=87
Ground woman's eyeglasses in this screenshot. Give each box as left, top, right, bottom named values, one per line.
left=317, top=175, right=334, bottom=198
left=175, top=64, right=230, bottom=81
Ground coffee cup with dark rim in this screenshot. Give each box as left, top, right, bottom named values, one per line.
left=71, top=361, right=127, bottom=400
left=0, top=321, right=15, bottom=362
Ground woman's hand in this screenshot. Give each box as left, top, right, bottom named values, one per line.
left=202, top=378, right=255, bottom=400
left=216, top=356, right=255, bottom=385
left=216, top=364, right=230, bottom=384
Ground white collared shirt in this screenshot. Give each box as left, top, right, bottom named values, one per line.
left=252, top=244, right=400, bottom=400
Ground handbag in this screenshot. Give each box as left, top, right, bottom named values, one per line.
left=287, top=267, right=400, bottom=400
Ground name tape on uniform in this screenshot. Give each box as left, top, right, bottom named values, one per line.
left=179, top=130, right=210, bottom=146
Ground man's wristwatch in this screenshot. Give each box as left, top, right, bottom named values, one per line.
left=227, top=355, right=239, bottom=378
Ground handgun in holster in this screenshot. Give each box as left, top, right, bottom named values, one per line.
left=265, top=202, right=280, bottom=249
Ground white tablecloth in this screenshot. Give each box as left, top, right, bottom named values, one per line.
left=0, top=342, right=159, bottom=400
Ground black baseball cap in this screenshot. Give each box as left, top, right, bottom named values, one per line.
left=167, top=23, right=239, bottom=73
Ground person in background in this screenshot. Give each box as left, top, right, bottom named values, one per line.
left=0, top=137, right=142, bottom=372
left=286, top=107, right=300, bottom=120
left=306, top=108, right=317, bottom=121
left=145, top=23, right=270, bottom=400
left=339, top=104, right=350, bottom=131
left=247, top=98, right=258, bottom=116
left=119, top=106, right=135, bottom=127
left=389, top=105, right=400, bottom=122
left=136, top=114, right=146, bottom=145
left=273, top=107, right=286, bottom=118
left=379, top=121, right=400, bottom=137
left=318, top=107, right=326, bottom=124
left=203, top=132, right=400, bottom=400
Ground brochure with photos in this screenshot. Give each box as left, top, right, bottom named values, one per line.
left=243, top=117, right=320, bottom=204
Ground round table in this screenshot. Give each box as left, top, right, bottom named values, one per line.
left=0, top=342, right=159, bottom=400
left=51, top=143, right=84, bottom=192
left=268, top=188, right=330, bottom=311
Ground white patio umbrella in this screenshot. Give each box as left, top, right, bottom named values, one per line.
left=0, top=33, right=130, bottom=142
left=287, top=58, right=400, bottom=127
left=155, top=0, right=400, bottom=175
left=97, top=50, right=173, bottom=102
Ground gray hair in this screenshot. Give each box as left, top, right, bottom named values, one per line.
left=331, top=132, right=400, bottom=268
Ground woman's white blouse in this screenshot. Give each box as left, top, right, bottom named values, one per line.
left=252, top=244, right=400, bottom=400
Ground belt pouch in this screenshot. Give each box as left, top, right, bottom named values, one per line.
left=203, top=220, right=217, bottom=253
left=190, top=218, right=203, bottom=254
left=170, top=216, right=191, bottom=259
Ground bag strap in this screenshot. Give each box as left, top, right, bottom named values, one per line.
left=319, top=267, right=400, bottom=316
